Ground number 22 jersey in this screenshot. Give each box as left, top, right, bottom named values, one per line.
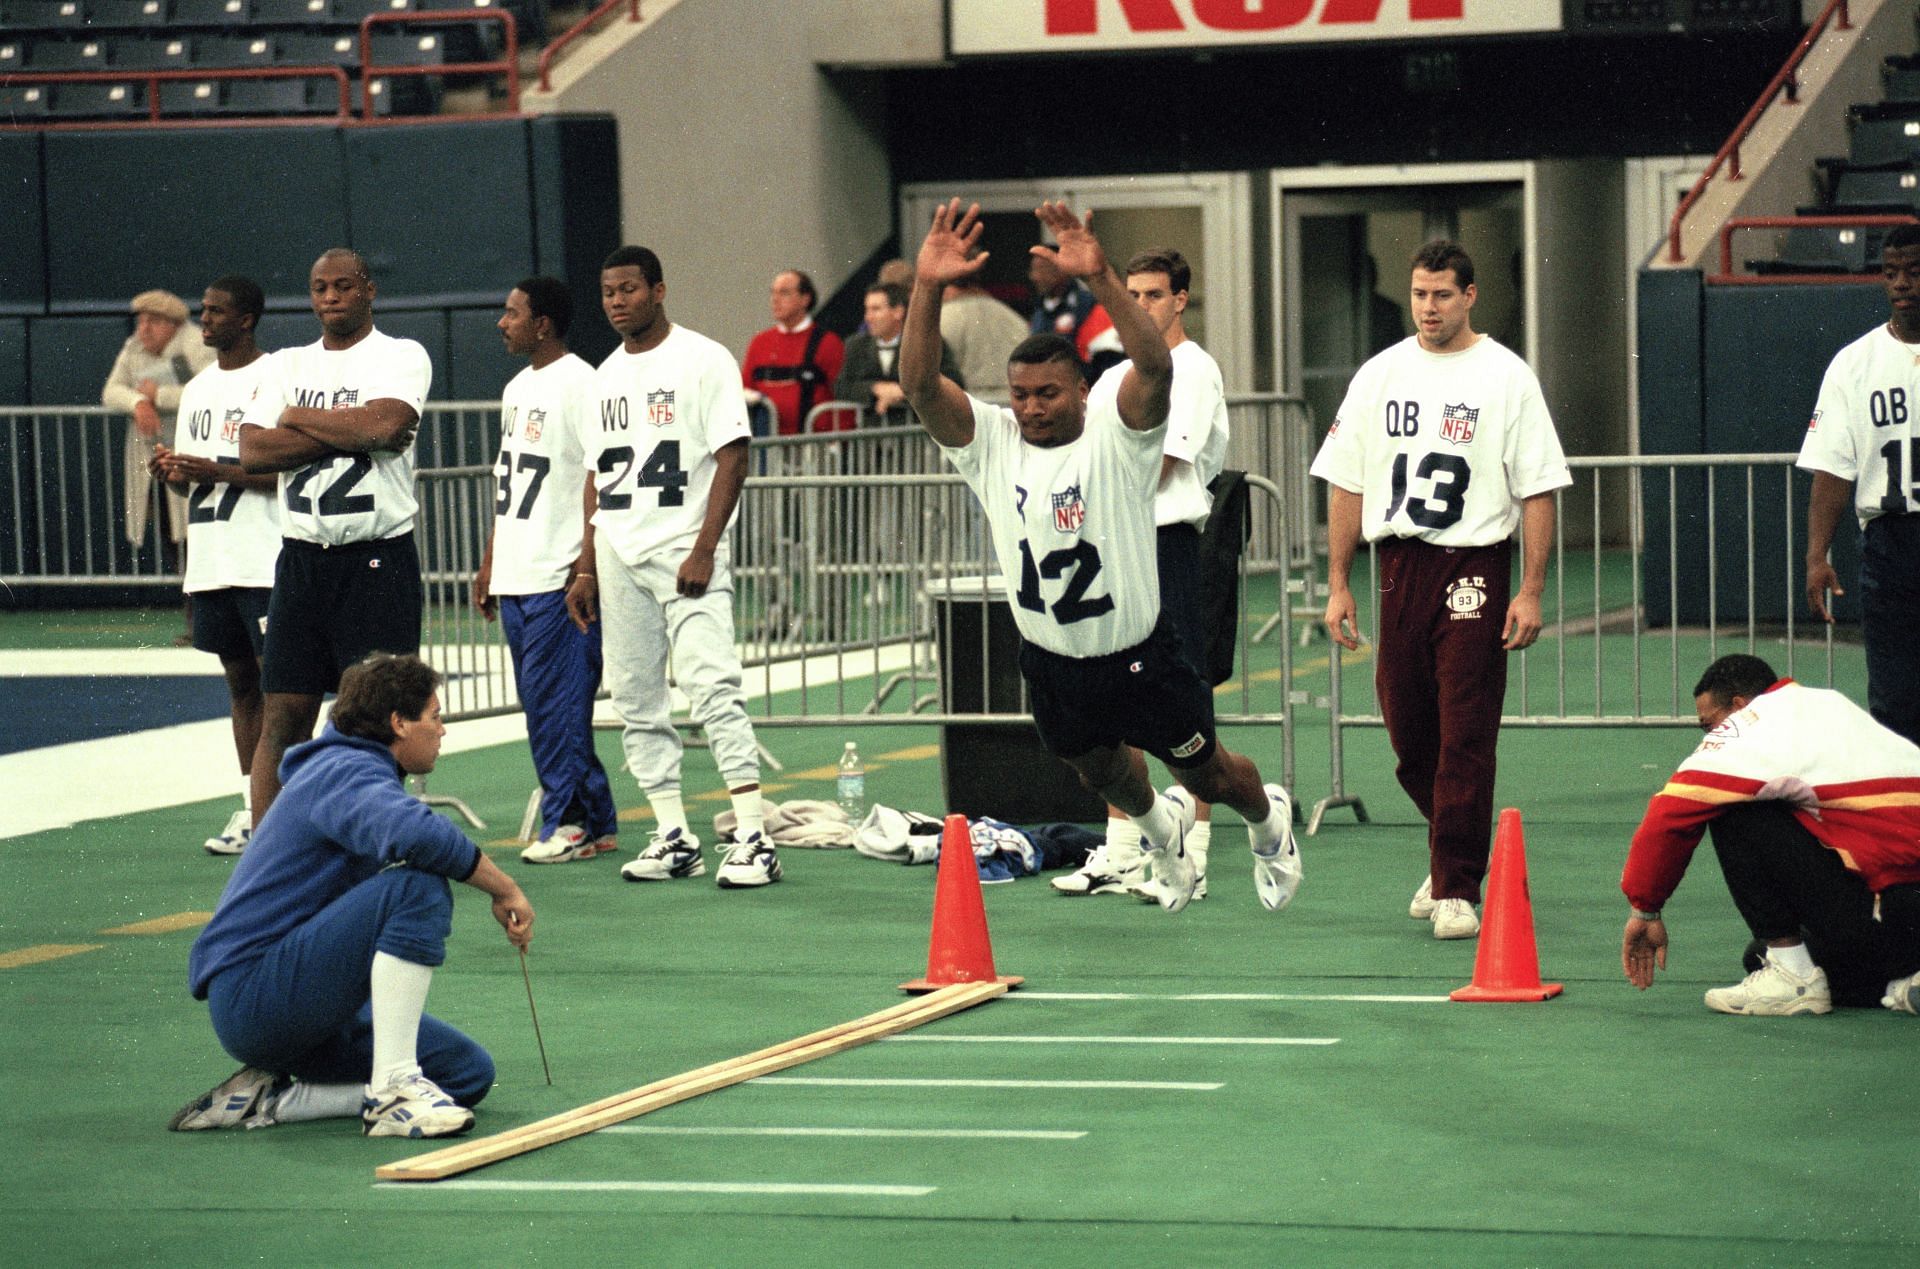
left=1310, top=334, right=1570, bottom=547
left=585, top=325, right=751, bottom=568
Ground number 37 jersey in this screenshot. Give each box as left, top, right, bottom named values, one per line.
left=1310, top=335, right=1570, bottom=547
left=585, top=325, right=752, bottom=568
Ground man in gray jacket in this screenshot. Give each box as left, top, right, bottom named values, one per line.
left=102, top=288, right=216, bottom=555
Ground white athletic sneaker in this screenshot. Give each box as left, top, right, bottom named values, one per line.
left=1430, top=897, right=1480, bottom=940
left=361, top=1071, right=475, bottom=1139
left=1409, top=874, right=1435, bottom=919
left=1050, top=842, right=1148, bottom=896
left=168, top=1066, right=288, bottom=1131
left=520, top=825, right=598, bottom=865
left=1882, top=970, right=1920, bottom=1015
left=1143, top=786, right=1199, bottom=914
left=203, top=808, right=251, bottom=857
left=1704, top=961, right=1833, bottom=1016
left=620, top=827, right=705, bottom=881
left=715, top=831, right=783, bottom=889
left=1131, top=789, right=1208, bottom=904
left=1251, top=783, right=1303, bottom=913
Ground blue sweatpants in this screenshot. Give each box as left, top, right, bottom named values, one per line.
left=205, top=867, right=494, bottom=1106
left=1861, top=515, right=1920, bottom=749
left=501, top=591, right=618, bottom=840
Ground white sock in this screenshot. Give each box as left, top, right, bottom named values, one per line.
left=1188, top=820, right=1211, bottom=860
left=648, top=788, right=689, bottom=837
left=368, top=951, right=432, bottom=1092
left=273, top=1081, right=364, bottom=1123
left=1248, top=795, right=1289, bottom=855
left=729, top=785, right=765, bottom=839
left=240, top=779, right=252, bottom=812
left=1104, top=816, right=1141, bottom=857
left=1767, top=943, right=1816, bottom=977
left=1131, top=795, right=1178, bottom=852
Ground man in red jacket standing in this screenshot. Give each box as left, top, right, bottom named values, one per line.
left=742, top=269, right=844, bottom=435
left=1620, top=653, right=1920, bottom=1016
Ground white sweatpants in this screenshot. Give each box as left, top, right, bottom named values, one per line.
left=598, top=545, right=760, bottom=793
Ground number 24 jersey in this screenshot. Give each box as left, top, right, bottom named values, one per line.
left=1310, top=335, right=1570, bottom=548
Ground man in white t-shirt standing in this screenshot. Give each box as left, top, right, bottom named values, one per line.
left=1311, top=240, right=1571, bottom=940
left=566, top=246, right=775, bottom=889
left=1053, top=246, right=1235, bottom=902
left=472, top=276, right=618, bottom=866
left=152, top=275, right=282, bottom=856
left=239, top=248, right=432, bottom=821
left=901, top=199, right=1300, bottom=916
left=1800, top=223, right=1920, bottom=749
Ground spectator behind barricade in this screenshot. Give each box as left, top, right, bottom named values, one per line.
left=940, top=280, right=1027, bottom=405
left=102, top=289, right=217, bottom=558
left=1029, top=248, right=1124, bottom=381
left=742, top=269, right=844, bottom=435
left=837, top=283, right=961, bottom=424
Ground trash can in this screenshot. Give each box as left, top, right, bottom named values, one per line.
left=923, top=576, right=1106, bottom=825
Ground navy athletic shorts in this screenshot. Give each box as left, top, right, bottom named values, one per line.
left=1018, top=615, right=1218, bottom=770
left=190, top=586, right=271, bottom=660
left=1156, top=522, right=1204, bottom=676
left=260, top=532, right=423, bottom=696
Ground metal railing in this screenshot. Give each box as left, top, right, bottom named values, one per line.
left=1710, top=212, right=1916, bottom=284
left=536, top=0, right=642, bottom=92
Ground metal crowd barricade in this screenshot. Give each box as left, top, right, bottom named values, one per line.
left=1, top=406, right=186, bottom=588
left=1307, top=452, right=1849, bottom=834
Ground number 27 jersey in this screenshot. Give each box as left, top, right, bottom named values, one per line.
left=585, top=325, right=752, bottom=567
left=1311, top=335, right=1570, bottom=547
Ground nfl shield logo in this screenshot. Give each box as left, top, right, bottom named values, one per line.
left=330, top=387, right=359, bottom=410
left=1439, top=402, right=1479, bottom=445
left=647, top=388, right=675, bottom=427
left=1052, top=485, right=1086, bottom=532
left=221, top=406, right=245, bottom=443
left=524, top=408, right=545, bottom=442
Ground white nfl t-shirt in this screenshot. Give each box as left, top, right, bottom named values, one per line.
left=1310, top=335, right=1570, bottom=546
left=1089, top=339, right=1229, bottom=528
left=253, top=328, right=431, bottom=546
left=941, top=393, right=1164, bottom=658
left=489, top=353, right=596, bottom=595
left=1796, top=324, right=1920, bottom=528
left=585, top=325, right=752, bottom=567
left=173, top=355, right=284, bottom=592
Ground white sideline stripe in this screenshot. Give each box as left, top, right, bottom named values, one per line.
left=750, top=1077, right=1222, bottom=1090
left=375, top=1180, right=934, bottom=1197
left=1011, top=992, right=1451, bottom=1004
left=602, top=1126, right=1086, bottom=1140
left=884, top=1034, right=1337, bottom=1046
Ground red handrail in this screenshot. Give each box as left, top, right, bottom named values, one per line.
left=1666, top=0, right=1853, bottom=264
left=1711, top=213, right=1916, bottom=283
left=537, top=0, right=641, bottom=93
left=0, top=64, right=353, bottom=124
left=360, top=10, right=519, bottom=119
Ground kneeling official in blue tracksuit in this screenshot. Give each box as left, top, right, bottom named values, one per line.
left=171, top=652, right=534, bottom=1139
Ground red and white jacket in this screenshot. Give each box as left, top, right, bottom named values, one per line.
left=1621, top=679, right=1920, bottom=910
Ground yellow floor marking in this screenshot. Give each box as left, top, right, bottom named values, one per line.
left=875, top=744, right=941, bottom=761
left=0, top=944, right=103, bottom=969
left=100, top=911, right=211, bottom=936
left=788, top=763, right=889, bottom=782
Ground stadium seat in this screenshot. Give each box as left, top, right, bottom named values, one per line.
left=224, top=76, right=327, bottom=115
left=190, top=33, right=279, bottom=67
left=0, top=40, right=21, bottom=69
left=22, top=36, right=110, bottom=71
left=1745, top=222, right=1875, bottom=276
left=169, top=0, right=254, bottom=23
left=0, top=83, right=53, bottom=119
left=47, top=79, right=146, bottom=119
left=1828, top=160, right=1920, bottom=210
left=333, top=0, right=415, bottom=20
left=276, top=30, right=361, bottom=68
left=366, top=30, right=448, bottom=67
left=1, top=0, right=89, bottom=32
left=1848, top=102, right=1920, bottom=166
left=110, top=34, right=197, bottom=71
left=155, top=78, right=226, bottom=116
left=87, top=0, right=168, bottom=28
left=1886, top=55, right=1920, bottom=105
left=251, top=0, right=337, bottom=23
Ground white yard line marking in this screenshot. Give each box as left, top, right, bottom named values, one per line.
left=1011, top=991, right=1450, bottom=1004
left=749, top=1077, right=1222, bottom=1090
left=375, top=1180, right=934, bottom=1197
left=601, top=1126, right=1085, bottom=1140
left=884, top=1035, right=1337, bottom=1046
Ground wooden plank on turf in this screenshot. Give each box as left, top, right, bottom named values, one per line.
left=375, top=980, right=1007, bottom=1182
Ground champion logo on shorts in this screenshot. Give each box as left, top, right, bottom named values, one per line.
left=369, top=558, right=382, bottom=570
left=1129, top=660, right=1143, bottom=673
left=1445, top=575, right=1486, bottom=619
left=1171, top=733, right=1206, bottom=759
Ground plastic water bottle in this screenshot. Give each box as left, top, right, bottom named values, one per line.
left=837, top=741, right=866, bottom=819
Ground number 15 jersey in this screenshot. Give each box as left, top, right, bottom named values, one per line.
left=1796, top=324, right=1920, bottom=528
left=1310, top=335, right=1570, bottom=547
left=585, top=325, right=751, bottom=568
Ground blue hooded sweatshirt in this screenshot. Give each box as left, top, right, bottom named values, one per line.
left=188, top=724, right=481, bottom=999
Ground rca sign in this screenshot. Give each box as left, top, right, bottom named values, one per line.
left=950, top=0, right=1562, bottom=56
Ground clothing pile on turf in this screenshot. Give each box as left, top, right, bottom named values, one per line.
left=852, top=803, right=1098, bottom=882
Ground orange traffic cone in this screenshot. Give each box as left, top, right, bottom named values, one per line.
left=900, top=814, right=1024, bottom=994
left=1450, top=808, right=1562, bottom=1003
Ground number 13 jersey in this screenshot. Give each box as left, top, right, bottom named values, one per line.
left=586, top=325, right=751, bottom=568
left=942, top=393, right=1164, bottom=658
left=1310, top=335, right=1570, bottom=547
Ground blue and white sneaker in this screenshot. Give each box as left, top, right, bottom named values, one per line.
left=1131, top=788, right=1208, bottom=904
left=1251, top=784, right=1303, bottom=913
left=1882, top=970, right=1920, bottom=1015
left=203, top=808, right=251, bottom=857
left=715, top=831, right=782, bottom=889
left=361, top=1070, right=474, bottom=1139
left=621, top=828, right=704, bottom=881
left=168, top=1065, right=288, bottom=1131
left=1143, top=787, right=1199, bottom=914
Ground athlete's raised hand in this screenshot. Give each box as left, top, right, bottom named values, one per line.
left=1032, top=201, right=1109, bottom=281
left=915, top=198, right=989, bottom=288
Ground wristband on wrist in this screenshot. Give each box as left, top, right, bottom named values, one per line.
left=1631, top=907, right=1662, bottom=922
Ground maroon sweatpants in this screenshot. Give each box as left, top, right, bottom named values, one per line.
left=1373, top=537, right=1512, bottom=904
